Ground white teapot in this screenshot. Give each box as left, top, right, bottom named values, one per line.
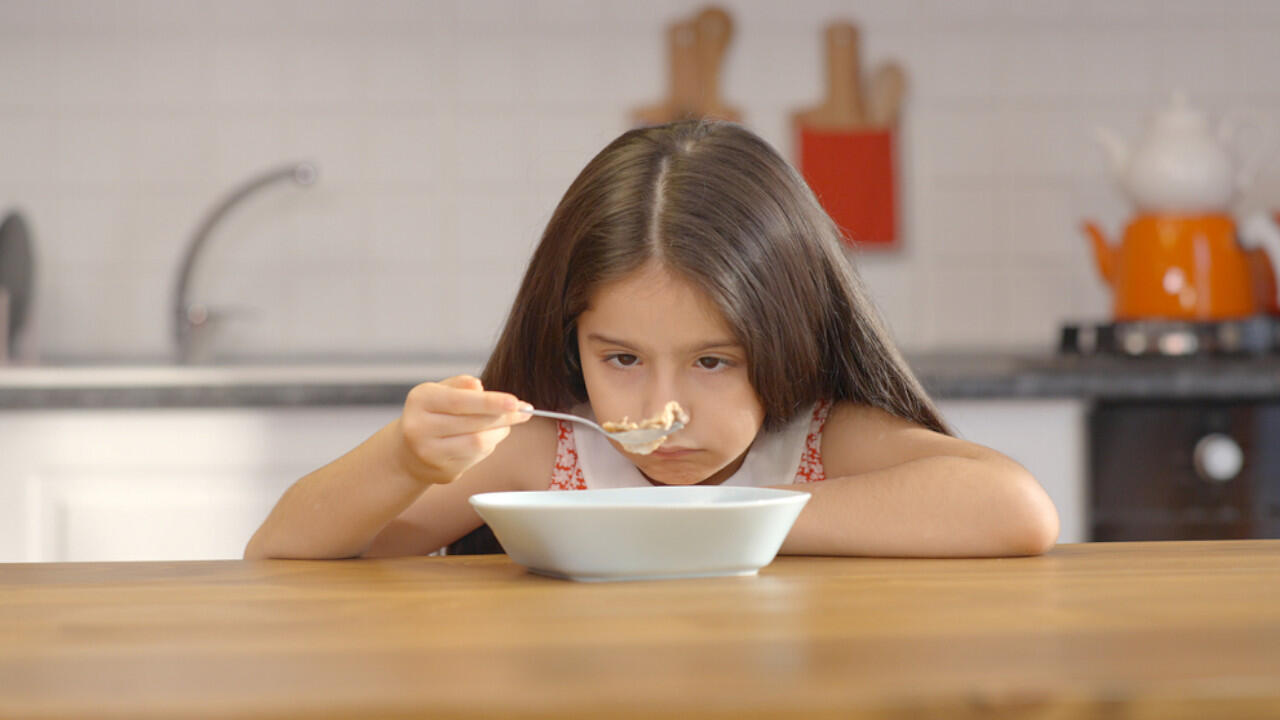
left=1095, top=91, right=1262, bottom=215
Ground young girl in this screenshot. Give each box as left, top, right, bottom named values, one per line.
left=245, top=120, right=1058, bottom=561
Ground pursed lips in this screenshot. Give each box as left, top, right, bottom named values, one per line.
left=650, top=446, right=696, bottom=457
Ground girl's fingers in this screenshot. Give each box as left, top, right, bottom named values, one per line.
left=430, top=408, right=531, bottom=438
left=398, top=378, right=533, bottom=484
left=411, top=376, right=523, bottom=416
left=430, top=426, right=512, bottom=461
left=439, top=374, right=483, bottom=391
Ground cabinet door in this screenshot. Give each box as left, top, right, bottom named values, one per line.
left=27, top=469, right=297, bottom=562
left=936, top=399, right=1087, bottom=544
left=1, top=407, right=397, bottom=562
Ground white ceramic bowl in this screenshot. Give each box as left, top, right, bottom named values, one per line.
left=468, top=486, right=810, bottom=582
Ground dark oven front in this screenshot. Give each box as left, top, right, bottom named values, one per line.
left=1090, top=399, right=1280, bottom=541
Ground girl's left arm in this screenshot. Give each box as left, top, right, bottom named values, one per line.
left=776, top=402, right=1059, bottom=557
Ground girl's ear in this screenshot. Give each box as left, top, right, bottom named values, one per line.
left=564, top=328, right=590, bottom=405
left=564, top=327, right=581, bottom=373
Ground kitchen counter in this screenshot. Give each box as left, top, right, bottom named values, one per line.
left=0, top=361, right=480, bottom=408
left=910, top=352, right=1280, bottom=400
left=4, top=540, right=1279, bottom=718
left=2, top=352, right=1279, bottom=408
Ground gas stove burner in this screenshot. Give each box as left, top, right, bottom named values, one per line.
left=1060, top=315, right=1280, bottom=356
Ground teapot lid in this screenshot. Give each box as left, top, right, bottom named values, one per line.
left=1153, top=90, right=1208, bottom=131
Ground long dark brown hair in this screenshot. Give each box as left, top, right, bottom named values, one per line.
left=481, top=119, right=947, bottom=435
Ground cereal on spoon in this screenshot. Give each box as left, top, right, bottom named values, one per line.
left=602, top=401, right=690, bottom=455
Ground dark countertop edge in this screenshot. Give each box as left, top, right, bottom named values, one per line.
left=0, top=361, right=474, bottom=409
left=918, top=378, right=1280, bottom=402
left=911, top=351, right=1280, bottom=402
left=0, top=384, right=422, bottom=410
left=3, top=353, right=1280, bottom=408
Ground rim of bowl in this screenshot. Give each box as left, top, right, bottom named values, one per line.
left=469, top=486, right=809, bottom=511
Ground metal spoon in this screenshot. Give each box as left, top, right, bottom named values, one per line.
left=517, top=406, right=685, bottom=449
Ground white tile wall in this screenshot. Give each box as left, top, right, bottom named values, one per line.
left=3, top=0, right=1280, bottom=362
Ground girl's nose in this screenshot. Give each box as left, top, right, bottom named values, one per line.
left=641, top=370, right=683, bottom=420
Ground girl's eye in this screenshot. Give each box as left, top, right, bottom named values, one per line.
left=607, top=353, right=639, bottom=367
left=697, top=357, right=728, bottom=370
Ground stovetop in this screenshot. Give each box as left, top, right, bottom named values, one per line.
left=1060, top=315, right=1280, bottom=357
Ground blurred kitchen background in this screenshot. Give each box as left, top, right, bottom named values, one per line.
left=4, top=0, right=1280, bottom=562
left=3, top=0, right=1278, bottom=361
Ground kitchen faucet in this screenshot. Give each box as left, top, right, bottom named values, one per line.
left=173, top=162, right=318, bottom=364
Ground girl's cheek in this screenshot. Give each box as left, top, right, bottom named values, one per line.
left=591, top=375, right=642, bottom=420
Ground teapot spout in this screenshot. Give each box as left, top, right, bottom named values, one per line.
left=1093, top=126, right=1129, bottom=179
left=1082, top=221, right=1116, bottom=287
left=1242, top=212, right=1280, bottom=314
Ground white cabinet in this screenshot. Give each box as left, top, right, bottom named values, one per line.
left=0, top=406, right=398, bottom=562
left=0, top=398, right=1090, bottom=561
left=936, top=399, right=1088, bottom=544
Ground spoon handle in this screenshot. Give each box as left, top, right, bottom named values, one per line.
left=518, top=406, right=606, bottom=434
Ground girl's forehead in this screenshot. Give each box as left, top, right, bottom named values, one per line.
left=583, top=265, right=735, bottom=340
left=590, top=264, right=700, bottom=308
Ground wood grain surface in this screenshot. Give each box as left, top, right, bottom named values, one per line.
left=3, top=540, right=1280, bottom=719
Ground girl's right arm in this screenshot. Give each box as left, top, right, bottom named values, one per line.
left=243, top=375, right=536, bottom=560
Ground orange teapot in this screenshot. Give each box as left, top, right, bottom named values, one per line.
left=1084, top=92, right=1278, bottom=320
left=1242, top=212, right=1280, bottom=315
left=1084, top=214, right=1269, bottom=321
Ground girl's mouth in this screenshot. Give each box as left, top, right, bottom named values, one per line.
left=649, top=446, right=696, bottom=458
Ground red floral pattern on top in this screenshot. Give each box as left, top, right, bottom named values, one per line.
left=548, top=420, right=588, bottom=490
left=547, top=401, right=832, bottom=489
left=793, top=400, right=831, bottom=484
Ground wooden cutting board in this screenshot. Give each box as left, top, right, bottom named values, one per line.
left=691, top=7, right=740, bottom=122
left=633, top=6, right=740, bottom=125
left=793, top=22, right=902, bottom=249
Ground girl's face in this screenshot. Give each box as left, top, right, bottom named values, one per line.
left=576, top=262, right=765, bottom=485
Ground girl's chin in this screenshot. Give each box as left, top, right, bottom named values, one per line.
left=644, top=475, right=708, bottom=487
left=636, top=464, right=727, bottom=487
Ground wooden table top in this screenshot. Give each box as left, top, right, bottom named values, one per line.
left=4, top=540, right=1280, bottom=719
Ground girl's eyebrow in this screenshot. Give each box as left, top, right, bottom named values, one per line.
left=584, top=332, right=741, bottom=354
left=584, top=332, right=636, bottom=349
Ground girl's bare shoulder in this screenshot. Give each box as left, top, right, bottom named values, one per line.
left=819, top=400, right=983, bottom=478
left=483, top=414, right=560, bottom=491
